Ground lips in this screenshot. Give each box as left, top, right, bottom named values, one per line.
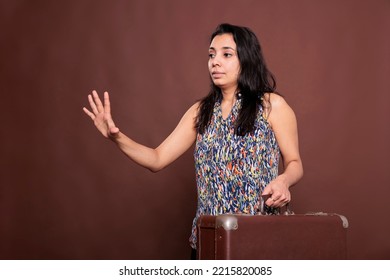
left=211, top=71, right=224, bottom=78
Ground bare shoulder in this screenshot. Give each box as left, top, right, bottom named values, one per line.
left=266, top=93, right=296, bottom=127
left=178, top=101, right=201, bottom=126
left=190, top=101, right=201, bottom=112
left=262, top=92, right=287, bottom=118
left=267, top=93, right=287, bottom=108
left=185, top=101, right=201, bottom=118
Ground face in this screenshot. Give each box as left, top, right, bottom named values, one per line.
left=208, top=33, right=240, bottom=93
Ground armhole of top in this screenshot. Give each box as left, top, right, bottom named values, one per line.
left=261, top=93, right=272, bottom=121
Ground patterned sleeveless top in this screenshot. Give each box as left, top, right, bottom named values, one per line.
left=189, top=97, right=280, bottom=249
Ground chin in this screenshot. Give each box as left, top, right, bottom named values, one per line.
left=212, top=80, right=225, bottom=87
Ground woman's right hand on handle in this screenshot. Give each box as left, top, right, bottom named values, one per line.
left=83, top=90, right=120, bottom=139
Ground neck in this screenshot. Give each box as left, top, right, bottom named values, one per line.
left=221, top=87, right=238, bottom=103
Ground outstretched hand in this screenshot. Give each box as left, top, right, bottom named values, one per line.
left=83, top=90, right=120, bottom=139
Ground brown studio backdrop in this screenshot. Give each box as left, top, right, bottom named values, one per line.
left=0, top=0, right=389, bottom=259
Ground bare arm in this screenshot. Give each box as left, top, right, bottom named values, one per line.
left=83, top=90, right=198, bottom=172
left=262, top=93, right=304, bottom=207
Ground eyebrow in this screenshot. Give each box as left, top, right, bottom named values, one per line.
left=209, top=46, right=236, bottom=51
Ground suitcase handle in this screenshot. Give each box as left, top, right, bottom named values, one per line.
left=258, top=194, right=294, bottom=215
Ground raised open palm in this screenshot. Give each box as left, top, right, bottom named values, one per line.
left=83, top=90, right=119, bottom=139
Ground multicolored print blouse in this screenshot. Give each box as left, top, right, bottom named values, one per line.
left=190, top=97, right=280, bottom=249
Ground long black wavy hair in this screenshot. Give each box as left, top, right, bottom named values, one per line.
left=195, top=23, right=277, bottom=136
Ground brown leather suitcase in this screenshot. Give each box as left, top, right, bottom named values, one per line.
left=196, top=212, right=348, bottom=260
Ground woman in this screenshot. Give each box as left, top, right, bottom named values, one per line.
left=83, top=23, right=303, bottom=251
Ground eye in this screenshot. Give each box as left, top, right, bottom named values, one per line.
left=208, top=53, right=215, bottom=58
left=224, top=53, right=233, bottom=57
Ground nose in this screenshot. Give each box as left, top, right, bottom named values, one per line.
left=211, top=57, right=221, bottom=67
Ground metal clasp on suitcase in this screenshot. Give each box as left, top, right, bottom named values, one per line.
left=258, top=194, right=294, bottom=216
